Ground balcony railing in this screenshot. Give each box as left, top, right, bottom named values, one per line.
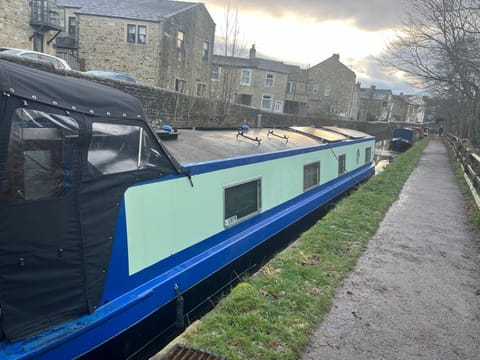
left=30, top=0, right=65, bottom=32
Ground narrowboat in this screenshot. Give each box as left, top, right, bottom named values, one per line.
left=0, top=60, right=375, bottom=359
left=390, top=127, right=419, bottom=152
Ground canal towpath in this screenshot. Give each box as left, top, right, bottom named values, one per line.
left=301, top=137, right=480, bottom=359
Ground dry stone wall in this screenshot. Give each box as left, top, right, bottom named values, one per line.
left=0, top=56, right=397, bottom=140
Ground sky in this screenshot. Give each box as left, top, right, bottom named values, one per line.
left=195, top=0, right=420, bottom=95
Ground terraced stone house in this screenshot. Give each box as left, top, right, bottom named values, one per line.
left=211, top=48, right=358, bottom=117
left=305, top=54, right=357, bottom=119
left=56, top=0, right=215, bottom=94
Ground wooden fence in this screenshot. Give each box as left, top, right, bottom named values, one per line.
left=446, top=134, right=480, bottom=208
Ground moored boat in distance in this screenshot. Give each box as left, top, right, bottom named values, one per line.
left=0, top=59, right=375, bottom=359
left=390, top=127, right=419, bottom=152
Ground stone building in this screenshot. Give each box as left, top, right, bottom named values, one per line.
left=1, top=0, right=64, bottom=56
left=305, top=54, right=357, bottom=120
left=391, top=94, right=426, bottom=123
left=56, top=0, right=215, bottom=94
left=211, top=45, right=293, bottom=114
left=357, top=85, right=393, bottom=122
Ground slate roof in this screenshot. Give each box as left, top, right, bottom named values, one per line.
left=213, top=55, right=295, bottom=74
left=57, top=0, right=200, bottom=21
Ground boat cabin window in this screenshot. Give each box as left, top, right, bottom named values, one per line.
left=2, top=108, right=79, bottom=204
left=338, top=154, right=346, bottom=175
left=87, top=122, right=171, bottom=177
left=365, top=147, right=372, bottom=163
left=224, top=178, right=261, bottom=227
left=304, top=161, right=320, bottom=191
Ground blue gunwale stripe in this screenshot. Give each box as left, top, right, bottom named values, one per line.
left=134, top=137, right=375, bottom=187
left=0, top=162, right=374, bottom=360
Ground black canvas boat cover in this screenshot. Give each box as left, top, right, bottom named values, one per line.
left=0, top=59, right=183, bottom=341
left=0, top=59, right=145, bottom=120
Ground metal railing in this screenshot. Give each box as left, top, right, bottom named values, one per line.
left=30, top=0, right=65, bottom=31
left=446, top=133, right=480, bottom=208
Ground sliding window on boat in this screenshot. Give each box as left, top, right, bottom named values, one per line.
left=303, top=161, right=320, bottom=191
left=87, top=122, right=173, bottom=177
left=338, top=154, right=346, bottom=175
left=224, top=178, right=262, bottom=227
left=3, top=108, right=79, bottom=204
left=365, top=147, right=372, bottom=163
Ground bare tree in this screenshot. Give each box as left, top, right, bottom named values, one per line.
left=382, top=0, right=480, bottom=143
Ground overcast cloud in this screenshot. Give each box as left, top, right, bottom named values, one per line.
left=204, top=0, right=406, bottom=31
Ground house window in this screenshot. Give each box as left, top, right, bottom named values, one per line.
left=239, top=94, right=252, bottom=106
left=196, top=82, right=206, bottom=97
left=224, top=178, right=261, bottom=227
left=175, top=79, right=186, bottom=93
left=304, top=161, right=320, bottom=191
left=127, top=24, right=136, bottom=43
left=313, top=84, right=319, bottom=94
left=211, top=64, right=221, bottom=80
left=261, top=95, right=272, bottom=110
left=365, top=147, right=372, bottom=163
left=265, top=73, right=274, bottom=87
left=203, top=41, right=209, bottom=59
left=274, top=100, right=283, bottom=113
left=138, top=26, right=147, bottom=44
left=68, top=16, right=76, bottom=36
left=338, top=154, right=346, bottom=175
left=177, top=31, right=185, bottom=50
left=240, top=69, right=251, bottom=85
left=127, top=24, right=147, bottom=44
left=324, top=84, right=332, bottom=97
left=287, top=81, right=296, bottom=93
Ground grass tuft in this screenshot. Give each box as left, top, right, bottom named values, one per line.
left=178, top=138, right=431, bottom=359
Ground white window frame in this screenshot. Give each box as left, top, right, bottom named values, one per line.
left=211, top=64, right=221, bottom=81
left=265, top=72, right=274, bottom=87
left=313, top=84, right=319, bottom=94
left=274, top=100, right=283, bottom=113
left=203, top=41, right=209, bottom=59
left=240, top=69, right=252, bottom=86
left=287, top=81, right=296, bottom=94
left=261, top=95, right=273, bottom=110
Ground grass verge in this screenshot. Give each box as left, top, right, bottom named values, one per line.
left=174, top=138, right=431, bottom=359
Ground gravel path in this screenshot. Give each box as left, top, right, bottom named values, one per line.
left=301, top=138, right=480, bottom=360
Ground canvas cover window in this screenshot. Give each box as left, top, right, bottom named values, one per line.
left=87, top=123, right=170, bottom=177
left=3, top=108, right=78, bottom=203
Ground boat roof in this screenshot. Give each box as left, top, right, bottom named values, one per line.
left=321, top=126, right=370, bottom=139
left=162, top=127, right=371, bottom=165
left=0, top=58, right=145, bottom=120
left=290, top=126, right=349, bottom=142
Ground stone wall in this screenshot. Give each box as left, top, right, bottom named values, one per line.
left=77, top=15, right=161, bottom=85
left=0, top=0, right=31, bottom=49
left=0, top=56, right=397, bottom=140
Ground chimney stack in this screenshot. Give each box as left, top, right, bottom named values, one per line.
left=249, top=44, right=256, bottom=59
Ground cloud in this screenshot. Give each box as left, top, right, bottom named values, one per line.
left=203, top=0, right=406, bottom=31
left=345, top=56, right=426, bottom=95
